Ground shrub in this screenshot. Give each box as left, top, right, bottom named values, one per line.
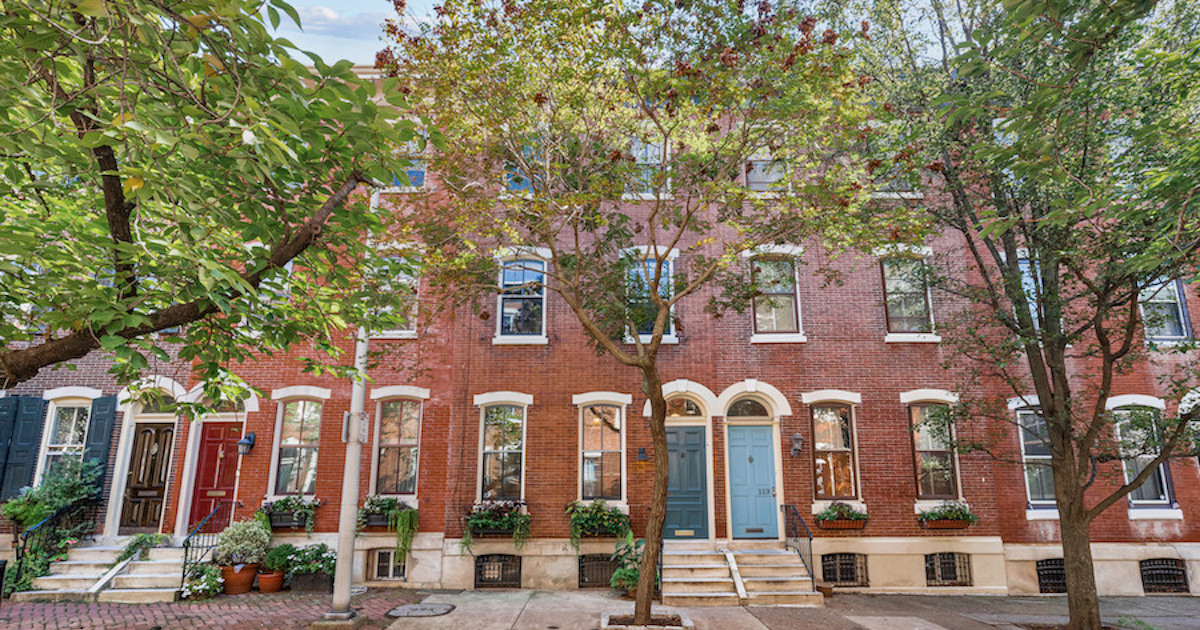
left=917, top=501, right=978, bottom=524
left=814, top=502, right=868, bottom=522
left=565, top=500, right=631, bottom=550
left=289, top=543, right=336, bottom=575
left=0, top=459, right=101, bottom=529
left=263, top=544, right=296, bottom=573
left=609, top=532, right=654, bottom=593
left=212, top=520, right=270, bottom=567
left=181, top=563, right=223, bottom=599
left=461, top=500, right=530, bottom=551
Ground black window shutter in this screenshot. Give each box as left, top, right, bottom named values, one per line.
left=0, top=396, right=47, bottom=500
left=0, top=397, right=18, bottom=493
left=84, top=396, right=118, bottom=488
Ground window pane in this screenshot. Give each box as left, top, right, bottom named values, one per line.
left=728, top=399, right=769, bottom=417
left=628, top=259, right=672, bottom=335
left=754, top=295, right=798, bottom=333
left=911, top=406, right=949, bottom=450
left=1128, top=458, right=1168, bottom=503
left=500, top=297, right=543, bottom=335
left=1019, top=412, right=1051, bottom=457
left=667, top=398, right=701, bottom=417
left=52, top=407, right=89, bottom=446
left=753, top=259, right=795, bottom=293
left=883, top=259, right=931, bottom=333
left=582, top=405, right=619, bottom=451
left=484, top=405, right=523, bottom=450
left=1018, top=258, right=1041, bottom=330
left=813, top=406, right=851, bottom=450
left=482, top=452, right=522, bottom=500
left=276, top=446, right=318, bottom=495
left=1025, top=462, right=1055, bottom=503
left=917, top=452, right=956, bottom=497
left=814, top=451, right=854, bottom=499
left=378, top=445, right=418, bottom=495
left=746, top=159, right=786, bottom=191
left=1143, top=301, right=1185, bottom=339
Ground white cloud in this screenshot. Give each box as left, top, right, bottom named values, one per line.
left=277, top=6, right=394, bottom=39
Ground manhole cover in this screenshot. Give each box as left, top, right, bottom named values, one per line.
left=386, top=603, right=456, bottom=618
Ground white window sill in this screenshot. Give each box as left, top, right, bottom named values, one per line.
left=624, top=334, right=679, bottom=345
left=378, top=186, right=428, bottom=194
left=370, top=330, right=418, bottom=340
left=1147, top=339, right=1193, bottom=348
left=622, top=193, right=672, bottom=201
left=1128, top=508, right=1183, bottom=521
left=747, top=191, right=783, bottom=199
left=914, top=500, right=966, bottom=514
left=492, top=335, right=549, bottom=346
left=580, top=500, right=629, bottom=514
left=498, top=191, right=533, bottom=200
left=1025, top=508, right=1059, bottom=520
left=885, top=332, right=941, bottom=343
left=871, top=191, right=923, bottom=200
left=751, top=333, right=807, bottom=344
left=812, top=500, right=866, bottom=515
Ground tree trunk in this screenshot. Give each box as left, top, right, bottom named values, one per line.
left=1060, top=492, right=1103, bottom=630
left=634, top=366, right=669, bottom=625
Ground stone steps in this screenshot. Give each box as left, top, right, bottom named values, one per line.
left=12, top=539, right=181, bottom=602
left=660, top=540, right=821, bottom=607
left=31, top=574, right=103, bottom=591
left=98, top=587, right=179, bottom=603
left=112, top=573, right=180, bottom=589
left=660, top=591, right=741, bottom=607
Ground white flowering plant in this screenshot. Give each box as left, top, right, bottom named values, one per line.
left=181, top=564, right=223, bottom=599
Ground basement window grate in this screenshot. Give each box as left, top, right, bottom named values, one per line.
left=925, top=552, right=972, bottom=587
left=475, top=554, right=521, bottom=588
left=1140, top=558, right=1189, bottom=594
left=821, top=553, right=869, bottom=587
left=578, top=554, right=618, bottom=588
left=1036, top=558, right=1066, bottom=594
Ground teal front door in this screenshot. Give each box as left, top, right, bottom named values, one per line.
left=729, top=425, right=778, bottom=538
left=665, top=426, right=708, bottom=538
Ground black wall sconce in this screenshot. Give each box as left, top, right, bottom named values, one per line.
left=236, top=432, right=256, bottom=455
left=637, top=447, right=649, bottom=461
left=789, top=432, right=803, bottom=457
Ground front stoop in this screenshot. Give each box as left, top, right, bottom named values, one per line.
left=659, top=540, right=822, bottom=607
left=10, top=542, right=182, bottom=603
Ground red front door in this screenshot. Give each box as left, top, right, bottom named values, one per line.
left=189, top=422, right=242, bottom=531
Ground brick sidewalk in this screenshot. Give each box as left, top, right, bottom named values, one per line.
left=0, top=589, right=422, bottom=630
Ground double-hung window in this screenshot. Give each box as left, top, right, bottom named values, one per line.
left=745, top=149, right=786, bottom=192
left=1018, top=409, right=1055, bottom=507
left=391, top=138, right=427, bottom=190
left=911, top=404, right=956, bottom=499
left=42, top=404, right=90, bottom=478
left=882, top=257, right=933, bottom=334
left=275, top=400, right=321, bottom=495
left=812, top=404, right=856, bottom=499
left=1140, top=280, right=1191, bottom=343
left=1113, top=406, right=1172, bottom=507
left=1017, top=257, right=1041, bottom=331
left=628, top=137, right=665, bottom=197
left=372, top=255, right=419, bottom=338
left=752, top=258, right=799, bottom=334
left=581, top=404, right=622, bottom=501
left=376, top=399, right=421, bottom=495
left=497, top=260, right=545, bottom=338
left=627, top=256, right=674, bottom=338
left=481, top=404, right=524, bottom=500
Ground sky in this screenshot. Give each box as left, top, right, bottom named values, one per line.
left=275, top=0, right=437, bottom=66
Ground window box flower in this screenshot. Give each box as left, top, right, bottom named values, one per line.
left=260, top=496, right=321, bottom=535
left=357, top=496, right=419, bottom=565
left=285, top=543, right=337, bottom=593
left=566, top=500, right=632, bottom=550
left=917, top=501, right=977, bottom=529
left=815, top=502, right=869, bottom=530
left=462, top=500, right=531, bottom=551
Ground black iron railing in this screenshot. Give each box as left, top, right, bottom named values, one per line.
left=180, top=500, right=239, bottom=589
left=781, top=504, right=814, bottom=576
left=10, top=496, right=97, bottom=593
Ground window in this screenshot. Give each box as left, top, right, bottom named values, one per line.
left=745, top=150, right=786, bottom=192
left=475, top=554, right=521, bottom=588
left=579, top=554, right=618, bottom=588
left=1140, top=558, right=1189, bottom=594
left=911, top=404, right=956, bottom=499
left=882, top=257, right=933, bottom=333
left=373, top=255, right=419, bottom=338
left=1036, top=558, right=1067, bottom=594
left=1113, top=406, right=1171, bottom=506
left=275, top=400, right=321, bottom=495
left=925, top=552, right=972, bottom=587
left=481, top=404, right=524, bottom=500
left=728, top=398, right=769, bottom=418
left=1141, top=280, right=1190, bottom=342
left=1018, top=410, right=1055, bottom=507
left=752, top=258, right=799, bottom=334
left=373, top=548, right=407, bottom=580
left=822, top=553, right=868, bottom=587
left=42, top=404, right=89, bottom=478
left=627, top=257, right=673, bottom=337
left=667, top=398, right=702, bottom=417
left=376, top=399, right=421, bottom=495
left=812, top=404, right=856, bottom=499
left=505, top=144, right=540, bottom=193
left=628, top=137, right=665, bottom=197
left=498, top=260, right=545, bottom=337
left=391, top=138, right=427, bottom=189
left=581, top=404, right=621, bottom=501
left=1017, top=257, right=1041, bottom=331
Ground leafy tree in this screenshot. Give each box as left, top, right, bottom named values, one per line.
left=847, top=1, right=1200, bottom=627
left=378, top=0, right=909, bottom=621
left=0, top=0, right=426, bottom=391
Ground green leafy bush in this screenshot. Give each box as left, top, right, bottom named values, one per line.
left=261, top=496, right=321, bottom=535
left=461, top=500, right=530, bottom=551
left=263, top=544, right=296, bottom=573
left=565, top=500, right=631, bottom=550
left=814, top=502, right=868, bottom=522
left=357, top=496, right=419, bottom=564
left=288, top=543, right=336, bottom=575
left=181, top=563, right=223, bottom=599
left=0, top=459, right=101, bottom=529
left=609, top=532, right=654, bottom=593
left=917, top=501, right=978, bottom=524
left=212, top=520, right=270, bottom=567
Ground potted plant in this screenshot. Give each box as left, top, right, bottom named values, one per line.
left=180, top=564, right=224, bottom=600
left=260, top=496, right=321, bottom=534
left=212, top=520, right=270, bottom=594
left=461, top=499, right=531, bottom=551
left=566, top=500, right=631, bottom=551
left=258, top=544, right=292, bottom=593
left=289, top=543, right=337, bottom=592
left=358, top=496, right=419, bottom=564
left=917, top=501, right=978, bottom=529
left=815, top=502, right=869, bottom=530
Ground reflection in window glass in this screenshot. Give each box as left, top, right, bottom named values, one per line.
left=728, top=399, right=769, bottom=417
left=1114, top=407, right=1171, bottom=505
left=499, top=260, right=545, bottom=336
left=377, top=399, right=421, bottom=495
left=882, top=258, right=932, bottom=333
left=813, top=404, right=855, bottom=499
left=667, top=398, right=701, bottom=417
left=1140, top=280, right=1190, bottom=342
left=627, top=258, right=673, bottom=336
left=752, top=258, right=798, bottom=333
left=581, top=405, right=621, bottom=500
left=1018, top=410, right=1054, bottom=505
left=45, top=405, right=89, bottom=478
left=276, top=400, right=321, bottom=495
left=482, top=405, right=524, bottom=500
left=911, top=405, right=955, bottom=498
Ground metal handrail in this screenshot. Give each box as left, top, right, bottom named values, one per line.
left=10, top=495, right=97, bottom=592
left=781, top=504, right=814, bottom=577
left=180, top=500, right=240, bottom=588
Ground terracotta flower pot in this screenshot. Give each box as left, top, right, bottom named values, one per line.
left=816, top=518, right=867, bottom=530
left=221, top=564, right=259, bottom=594
left=921, top=518, right=971, bottom=529
left=257, top=570, right=285, bottom=593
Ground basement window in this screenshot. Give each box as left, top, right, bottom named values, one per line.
left=1035, top=558, right=1066, bottom=594
left=475, top=554, right=521, bottom=588
left=578, top=554, right=618, bottom=588
left=373, top=549, right=407, bottom=581
left=925, top=552, right=972, bottom=587
left=821, top=553, right=868, bottom=587
left=1140, top=558, right=1189, bottom=594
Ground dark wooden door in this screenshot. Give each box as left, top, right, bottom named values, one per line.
left=665, top=426, right=708, bottom=539
left=189, top=422, right=242, bottom=531
left=119, top=423, right=175, bottom=533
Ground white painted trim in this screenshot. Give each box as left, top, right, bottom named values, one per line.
left=43, top=386, right=103, bottom=401
left=270, top=385, right=332, bottom=401
left=629, top=333, right=679, bottom=345
left=265, top=398, right=324, bottom=500
left=370, top=330, right=419, bottom=341
left=625, top=245, right=681, bottom=261
left=495, top=246, right=553, bottom=261
left=750, top=333, right=808, bottom=344
left=178, top=384, right=260, bottom=413
left=1025, top=509, right=1060, bottom=520
left=1105, top=394, right=1166, bottom=411
left=900, top=389, right=960, bottom=405
left=800, top=389, right=862, bottom=405
left=885, top=333, right=942, bottom=343
left=870, top=191, right=924, bottom=201
left=717, top=379, right=793, bottom=416
left=872, top=244, right=934, bottom=258
left=33, top=397, right=97, bottom=485
left=117, top=376, right=188, bottom=403
left=572, top=392, right=633, bottom=406
left=370, top=386, right=431, bottom=401
left=473, top=391, right=534, bottom=407
left=1008, top=395, right=1040, bottom=410
left=643, top=380, right=719, bottom=417
left=1127, top=508, right=1184, bottom=521
left=739, top=244, right=805, bottom=258
left=492, top=335, right=549, bottom=346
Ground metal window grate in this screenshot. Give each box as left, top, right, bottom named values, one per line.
left=1036, top=558, right=1066, bottom=594
left=579, top=554, right=618, bottom=588
left=821, top=553, right=869, bottom=587
left=1140, top=558, right=1189, bottom=594
left=475, top=554, right=521, bottom=588
left=925, top=552, right=972, bottom=587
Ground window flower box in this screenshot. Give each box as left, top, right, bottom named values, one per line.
left=814, top=502, right=868, bottom=530
left=259, top=497, right=321, bottom=534
left=817, top=518, right=868, bottom=530
left=267, top=511, right=307, bottom=529
left=566, top=500, right=632, bottom=550
left=921, top=518, right=972, bottom=529
left=916, top=501, right=977, bottom=530
left=461, top=500, right=531, bottom=551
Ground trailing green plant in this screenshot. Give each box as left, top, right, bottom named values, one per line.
left=815, top=502, right=869, bottom=522
left=460, top=500, right=530, bottom=552
left=0, top=459, right=101, bottom=529
left=288, top=543, right=336, bottom=575
left=212, top=520, right=270, bottom=567
left=917, top=501, right=978, bottom=524
left=263, top=544, right=296, bottom=574
left=261, top=496, right=321, bottom=535
left=180, top=563, right=223, bottom=599
left=565, top=500, right=631, bottom=551
left=356, top=496, right=419, bottom=564
left=2, top=530, right=80, bottom=596
left=253, top=508, right=273, bottom=535
left=609, top=532, right=654, bottom=593
left=113, top=533, right=169, bottom=565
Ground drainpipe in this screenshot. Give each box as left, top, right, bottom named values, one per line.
left=322, top=326, right=369, bottom=626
